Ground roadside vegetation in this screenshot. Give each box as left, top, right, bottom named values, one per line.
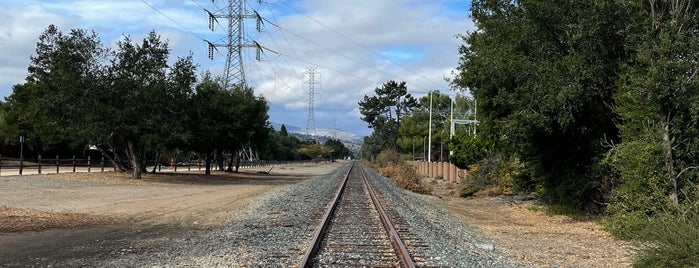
left=0, top=25, right=352, bottom=179
left=358, top=1, right=699, bottom=266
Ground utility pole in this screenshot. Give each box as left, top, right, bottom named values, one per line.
left=304, top=68, right=320, bottom=134
left=205, top=0, right=263, bottom=90
left=428, top=91, right=432, bottom=162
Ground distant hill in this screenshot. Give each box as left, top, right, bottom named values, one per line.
left=270, top=122, right=364, bottom=157
left=270, top=123, right=363, bottom=142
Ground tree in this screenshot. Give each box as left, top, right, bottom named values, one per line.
left=358, top=80, right=418, bottom=153
left=453, top=0, right=627, bottom=208
left=227, top=85, right=270, bottom=172
left=324, top=138, right=351, bottom=160
left=605, top=0, right=699, bottom=233
left=188, top=72, right=230, bottom=175
left=297, top=143, right=332, bottom=161
left=105, top=31, right=195, bottom=179
left=397, top=90, right=453, bottom=161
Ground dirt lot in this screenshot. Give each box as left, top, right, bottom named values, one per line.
left=0, top=162, right=636, bottom=267
left=424, top=180, right=637, bottom=267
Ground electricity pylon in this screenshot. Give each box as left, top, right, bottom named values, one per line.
left=304, top=68, right=320, bottom=134
left=205, top=0, right=263, bottom=90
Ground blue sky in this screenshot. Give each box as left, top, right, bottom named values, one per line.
left=0, top=0, right=474, bottom=137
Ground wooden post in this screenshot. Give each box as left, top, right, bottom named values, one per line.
left=174, top=154, right=177, bottom=172
left=87, top=156, right=91, bottom=172
left=56, top=155, right=59, bottom=174
left=0, top=154, right=3, bottom=176
left=72, top=156, right=76, bottom=173
left=38, top=155, right=42, bottom=175
left=188, top=157, right=191, bottom=171
left=101, top=156, right=105, bottom=172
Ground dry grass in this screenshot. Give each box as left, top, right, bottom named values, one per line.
left=377, top=162, right=432, bottom=194
left=0, top=206, right=113, bottom=232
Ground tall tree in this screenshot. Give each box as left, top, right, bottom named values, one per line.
left=6, top=25, right=108, bottom=154
left=453, top=0, right=627, bottom=208
left=397, top=90, right=453, bottom=161
left=106, top=31, right=194, bottom=179
left=358, top=80, right=418, bottom=153
left=608, top=0, right=699, bottom=218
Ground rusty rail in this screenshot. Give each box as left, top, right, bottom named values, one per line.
left=298, top=162, right=416, bottom=267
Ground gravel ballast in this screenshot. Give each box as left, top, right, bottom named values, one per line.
left=4, top=162, right=521, bottom=267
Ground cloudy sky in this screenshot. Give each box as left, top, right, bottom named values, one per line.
left=0, top=0, right=474, bottom=137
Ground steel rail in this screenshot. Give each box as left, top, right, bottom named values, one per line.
left=298, top=162, right=353, bottom=267
left=360, top=165, right=417, bottom=268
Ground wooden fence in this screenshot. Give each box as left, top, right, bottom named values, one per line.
left=0, top=154, right=316, bottom=176
left=411, top=161, right=465, bottom=183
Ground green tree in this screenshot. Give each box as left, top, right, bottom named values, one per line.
left=397, top=90, right=453, bottom=161
left=106, top=31, right=195, bottom=179
left=6, top=25, right=108, bottom=154
left=453, top=0, right=627, bottom=208
left=606, top=0, right=699, bottom=238
left=324, top=138, right=351, bottom=160
left=188, top=72, right=230, bottom=175
left=448, top=133, right=487, bottom=169
left=358, top=80, right=418, bottom=153
left=297, top=143, right=332, bottom=161
left=227, top=85, right=270, bottom=172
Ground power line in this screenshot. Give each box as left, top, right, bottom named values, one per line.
left=278, top=1, right=448, bottom=91
left=139, top=0, right=207, bottom=42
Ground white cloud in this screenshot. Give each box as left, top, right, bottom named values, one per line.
left=0, top=0, right=475, bottom=136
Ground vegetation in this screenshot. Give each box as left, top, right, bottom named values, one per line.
left=446, top=0, right=699, bottom=266
left=1, top=25, right=271, bottom=178
left=357, top=1, right=699, bottom=266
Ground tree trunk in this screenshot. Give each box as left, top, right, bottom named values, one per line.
left=235, top=152, right=241, bottom=173
left=662, top=121, right=678, bottom=205
left=216, top=150, right=224, bottom=171
left=204, top=153, right=212, bottom=176
left=127, top=141, right=143, bottom=179
left=150, top=151, right=160, bottom=173
left=226, top=153, right=234, bottom=172
left=96, top=145, right=126, bottom=171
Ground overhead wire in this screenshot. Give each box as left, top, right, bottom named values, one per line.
left=139, top=0, right=207, bottom=42
left=277, top=0, right=448, bottom=91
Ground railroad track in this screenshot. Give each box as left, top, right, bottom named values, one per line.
left=299, top=162, right=421, bottom=267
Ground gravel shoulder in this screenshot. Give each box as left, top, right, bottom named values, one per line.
left=1, top=161, right=637, bottom=267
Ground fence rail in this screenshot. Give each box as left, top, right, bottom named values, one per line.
left=0, top=154, right=318, bottom=177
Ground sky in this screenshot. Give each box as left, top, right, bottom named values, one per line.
left=0, top=0, right=474, bottom=137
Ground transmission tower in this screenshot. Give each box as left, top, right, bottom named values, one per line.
left=304, top=68, right=320, bottom=134
left=205, top=0, right=263, bottom=90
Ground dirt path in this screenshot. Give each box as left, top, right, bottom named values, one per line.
left=422, top=180, right=638, bottom=267
left=0, top=162, right=343, bottom=266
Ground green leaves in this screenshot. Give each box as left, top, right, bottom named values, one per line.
left=3, top=26, right=269, bottom=179
left=454, top=0, right=626, bottom=207
left=358, top=80, right=418, bottom=152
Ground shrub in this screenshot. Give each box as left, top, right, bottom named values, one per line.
left=375, top=149, right=401, bottom=168
left=378, top=161, right=432, bottom=195
left=459, top=185, right=480, bottom=197
left=632, top=210, right=699, bottom=267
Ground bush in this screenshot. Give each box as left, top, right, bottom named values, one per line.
left=375, top=149, right=401, bottom=167
left=378, top=161, right=431, bottom=195
left=470, top=155, right=520, bottom=196
left=459, top=185, right=480, bottom=197
left=632, top=211, right=699, bottom=267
